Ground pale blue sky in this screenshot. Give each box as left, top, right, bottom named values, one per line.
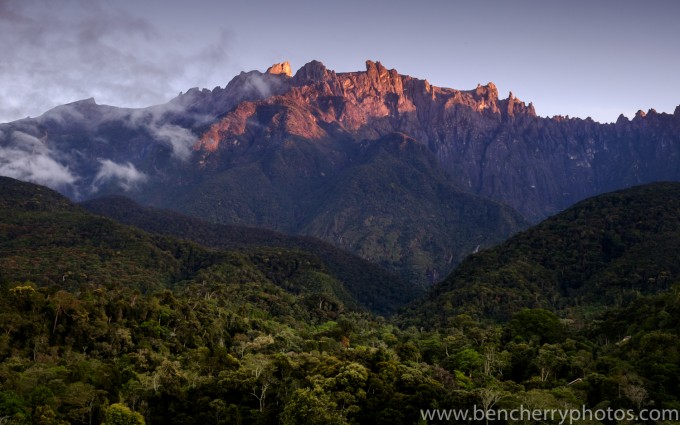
left=1, top=0, right=678, bottom=123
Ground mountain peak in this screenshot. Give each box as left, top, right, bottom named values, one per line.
left=58, top=97, right=97, bottom=108
left=292, top=60, right=333, bottom=84
left=475, top=82, right=498, bottom=100
left=77, top=97, right=96, bottom=105
left=266, top=61, right=292, bottom=77
left=616, top=113, right=629, bottom=124
left=365, top=59, right=387, bottom=72
left=365, top=60, right=398, bottom=79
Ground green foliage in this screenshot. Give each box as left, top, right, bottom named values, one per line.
left=81, top=193, right=418, bottom=315
left=506, top=309, right=565, bottom=344
left=281, top=386, right=348, bottom=425
left=103, top=404, right=145, bottom=425
left=452, top=348, right=483, bottom=375
left=81, top=132, right=527, bottom=289
left=2, top=176, right=680, bottom=424
left=0, top=390, right=29, bottom=421
left=408, top=182, right=680, bottom=323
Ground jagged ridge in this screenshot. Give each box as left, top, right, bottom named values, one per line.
left=1, top=59, right=679, bottom=286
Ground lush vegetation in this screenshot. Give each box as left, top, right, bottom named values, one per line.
left=407, top=182, right=680, bottom=323
left=80, top=195, right=419, bottom=315
left=296, top=134, right=527, bottom=285
left=156, top=133, right=528, bottom=286
left=2, top=178, right=680, bottom=424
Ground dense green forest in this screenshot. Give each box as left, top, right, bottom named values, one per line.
left=1, top=177, right=680, bottom=424
left=80, top=195, right=421, bottom=315
left=407, top=182, right=680, bottom=324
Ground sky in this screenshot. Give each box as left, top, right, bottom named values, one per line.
left=1, top=0, right=679, bottom=124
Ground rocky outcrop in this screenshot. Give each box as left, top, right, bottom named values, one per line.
left=196, top=60, right=538, bottom=153
left=193, top=60, right=678, bottom=221
left=292, top=60, right=333, bottom=83
left=266, top=61, right=293, bottom=77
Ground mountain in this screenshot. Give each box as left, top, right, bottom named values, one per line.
left=190, top=60, right=680, bottom=221
left=80, top=194, right=419, bottom=314
left=403, top=182, right=680, bottom=324
left=161, top=130, right=526, bottom=283
left=1, top=60, right=679, bottom=283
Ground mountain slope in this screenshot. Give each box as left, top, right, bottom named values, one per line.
left=157, top=131, right=529, bottom=283
left=296, top=133, right=526, bottom=282
left=80, top=193, right=420, bottom=314
left=404, top=182, right=680, bottom=324
left=0, top=177, right=196, bottom=292
left=0, top=176, right=378, bottom=315
left=2, top=60, right=679, bottom=284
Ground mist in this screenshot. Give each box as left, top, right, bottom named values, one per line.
left=0, top=131, right=77, bottom=191
left=92, top=159, right=147, bottom=192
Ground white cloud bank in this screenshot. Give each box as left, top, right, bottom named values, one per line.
left=0, top=131, right=77, bottom=190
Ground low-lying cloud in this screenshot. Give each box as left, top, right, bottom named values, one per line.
left=147, top=123, right=196, bottom=160
left=92, top=159, right=147, bottom=192
left=123, top=105, right=201, bottom=160
left=0, top=131, right=77, bottom=190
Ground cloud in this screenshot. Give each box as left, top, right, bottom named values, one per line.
left=0, top=131, right=78, bottom=190
left=0, top=123, right=149, bottom=197
left=147, top=124, right=196, bottom=160
left=0, top=0, right=233, bottom=123
left=92, top=159, right=147, bottom=192
left=119, top=105, right=200, bottom=160
left=245, top=74, right=275, bottom=98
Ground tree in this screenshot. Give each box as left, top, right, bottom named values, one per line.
left=282, top=386, right=348, bottom=425
left=507, top=309, right=565, bottom=345
left=482, top=345, right=508, bottom=377
left=33, top=405, right=68, bottom=425
left=453, top=348, right=483, bottom=377
left=477, top=387, right=505, bottom=425
left=102, top=403, right=145, bottom=425
left=534, top=344, right=567, bottom=382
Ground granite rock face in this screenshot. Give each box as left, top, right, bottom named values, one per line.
left=266, top=61, right=293, bottom=77
left=2, top=60, right=679, bottom=283
left=195, top=60, right=680, bottom=221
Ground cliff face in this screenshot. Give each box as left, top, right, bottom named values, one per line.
left=198, top=60, right=536, bottom=144
left=1, top=59, right=678, bottom=284
left=194, top=60, right=680, bottom=221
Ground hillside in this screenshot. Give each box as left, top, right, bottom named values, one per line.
left=404, top=182, right=680, bottom=324
left=0, top=176, right=368, bottom=316
left=0, top=177, right=198, bottom=292
left=80, top=191, right=420, bottom=314
left=7, top=61, right=679, bottom=284
left=152, top=131, right=527, bottom=283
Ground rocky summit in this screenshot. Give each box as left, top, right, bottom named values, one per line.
left=191, top=60, right=680, bottom=222
left=1, top=60, right=679, bottom=284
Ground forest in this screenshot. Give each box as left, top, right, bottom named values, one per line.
left=1, top=177, right=679, bottom=424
